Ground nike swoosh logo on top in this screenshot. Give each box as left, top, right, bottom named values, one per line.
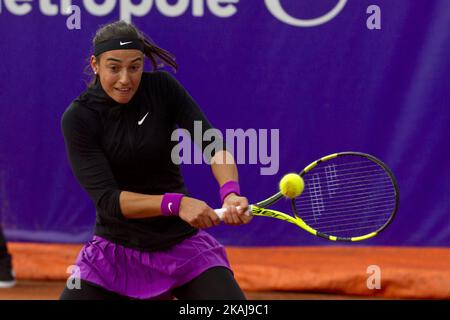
left=120, top=41, right=133, bottom=46
left=168, top=202, right=173, bottom=213
left=138, top=112, right=149, bottom=125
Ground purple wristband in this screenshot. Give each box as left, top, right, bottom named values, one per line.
left=220, top=180, right=241, bottom=204
left=161, top=193, right=184, bottom=216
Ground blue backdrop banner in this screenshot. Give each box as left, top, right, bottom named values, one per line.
left=0, top=0, right=449, bottom=246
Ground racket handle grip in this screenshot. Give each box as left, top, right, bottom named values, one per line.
left=214, top=206, right=251, bottom=220
left=214, top=208, right=227, bottom=220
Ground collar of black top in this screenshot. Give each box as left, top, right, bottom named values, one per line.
left=94, top=38, right=145, bottom=56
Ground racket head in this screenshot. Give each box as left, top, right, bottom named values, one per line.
left=292, top=152, right=399, bottom=242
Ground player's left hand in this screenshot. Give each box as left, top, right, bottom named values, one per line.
left=221, top=193, right=252, bottom=226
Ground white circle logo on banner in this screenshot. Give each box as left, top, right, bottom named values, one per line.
left=264, top=0, right=348, bottom=27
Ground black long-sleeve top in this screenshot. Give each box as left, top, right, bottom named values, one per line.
left=61, top=71, right=220, bottom=251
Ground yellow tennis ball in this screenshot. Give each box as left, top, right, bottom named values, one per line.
left=279, top=173, right=304, bottom=199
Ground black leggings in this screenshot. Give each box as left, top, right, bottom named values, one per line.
left=59, top=266, right=246, bottom=300
left=0, top=226, right=9, bottom=258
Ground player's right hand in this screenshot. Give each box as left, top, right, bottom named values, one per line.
left=178, top=197, right=221, bottom=229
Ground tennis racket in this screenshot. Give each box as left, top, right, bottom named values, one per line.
left=215, top=152, right=399, bottom=242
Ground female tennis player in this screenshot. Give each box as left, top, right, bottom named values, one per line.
left=60, top=20, right=251, bottom=300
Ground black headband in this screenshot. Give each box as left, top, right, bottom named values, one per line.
left=94, top=38, right=144, bottom=56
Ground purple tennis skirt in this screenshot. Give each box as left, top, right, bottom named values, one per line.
left=74, top=230, right=231, bottom=299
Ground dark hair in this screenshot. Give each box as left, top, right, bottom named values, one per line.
left=85, top=20, right=178, bottom=86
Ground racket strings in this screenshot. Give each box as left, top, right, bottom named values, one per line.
left=316, top=172, right=390, bottom=184
left=297, top=193, right=395, bottom=211
left=299, top=200, right=396, bottom=221
left=309, top=168, right=387, bottom=182
left=312, top=220, right=390, bottom=235
left=296, top=157, right=396, bottom=238
left=302, top=209, right=393, bottom=227
left=309, top=160, right=378, bottom=170
left=319, top=164, right=380, bottom=174
left=319, top=223, right=389, bottom=234
left=298, top=184, right=394, bottom=203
